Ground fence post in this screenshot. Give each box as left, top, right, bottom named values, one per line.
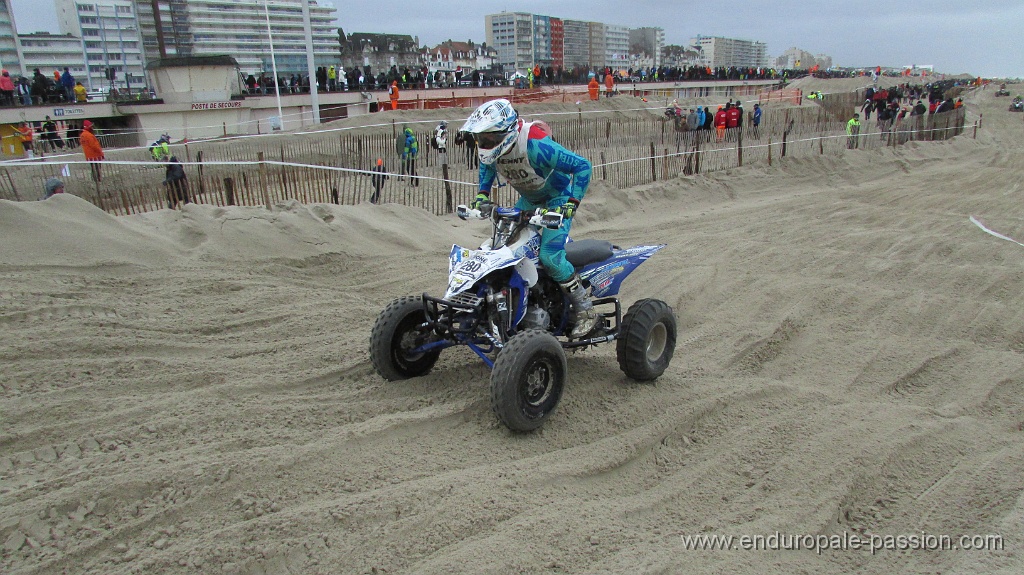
left=223, top=122, right=227, bottom=137
left=600, top=151, right=607, bottom=180
left=442, top=163, right=452, bottom=213
left=767, top=136, right=772, bottom=166
left=973, top=121, right=978, bottom=139
left=197, top=150, right=205, bottom=198
left=2, top=168, right=19, bottom=201
left=737, top=130, right=743, bottom=166
left=224, top=177, right=235, bottom=205
left=694, top=137, right=701, bottom=174
left=649, top=142, right=657, bottom=182
left=257, top=151, right=271, bottom=209
left=606, top=121, right=611, bottom=142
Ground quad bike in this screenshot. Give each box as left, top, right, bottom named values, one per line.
left=370, top=204, right=677, bottom=432
left=995, top=89, right=1010, bottom=97
left=1009, top=97, right=1023, bottom=112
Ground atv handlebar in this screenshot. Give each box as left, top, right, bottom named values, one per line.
left=456, top=204, right=563, bottom=229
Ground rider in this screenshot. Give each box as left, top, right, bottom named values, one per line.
left=460, top=98, right=598, bottom=338
left=150, top=133, right=170, bottom=162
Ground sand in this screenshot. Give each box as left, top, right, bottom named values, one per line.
left=2, top=77, right=1023, bottom=575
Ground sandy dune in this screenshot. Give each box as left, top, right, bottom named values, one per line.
left=2, top=79, right=1023, bottom=575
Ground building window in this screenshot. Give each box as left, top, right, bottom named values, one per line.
left=117, top=5, right=131, bottom=13
left=77, top=3, right=93, bottom=11
left=80, top=16, right=97, bottom=24
left=83, top=29, right=99, bottom=36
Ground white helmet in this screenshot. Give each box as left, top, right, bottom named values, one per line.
left=460, top=98, right=519, bottom=164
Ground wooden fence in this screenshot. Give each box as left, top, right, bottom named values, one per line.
left=0, top=105, right=969, bottom=214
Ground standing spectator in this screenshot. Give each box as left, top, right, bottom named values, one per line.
left=31, top=68, right=49, bottom=105
left=714, top=106, right=727, bottom=141
left=73, top=81, right=87, bottom=103
left=455, top=130, right=478, bottom=169
left=17, top=122, right=34, bottom=158
left=751, top=103, right=762, bottom=138
left=686, top=107, right=701, bottom=131
left=60, top=67, right=75, bottom=102
left=65, top=121, right=81, bottom=149
left=388, top=80, right=400, bottom=110
left=0, top=69, right=14, bottom=106
left=327, top=65, right=336, bottom=91
left=163, top=156, right=190, bottom=208
left=401, top=126, right=419, bottom=187
left=846, top=113, right=861, bottom=149
left=17, top=76, right=32, bottom=106
left=861, top=99, right=873, bottom=120
left=43, top=178, right=65, bottom=199
left=41, top=116, right=64, bottom=153
left=588, top=75, right=599, bottom=101
left=80, top=120, right=104, bottom=182
left=604, top=71, right=614, bottom=97
left=369, top=158, right=388, bottom=204
left=725, top=102, right=740, bottom=133
left=433, top=121, right=448, bottom=163
left=912, top=100, right=927, bottom=116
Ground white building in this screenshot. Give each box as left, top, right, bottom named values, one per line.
left=603, top=24, right=630, bottom=70
left=691, top=35, right=768, bottom=69
left=16, top=32, right=87, bottom=82
left=54, top=0, right=147, bottom=91
left=1, top=0, right=22, bottom=74
left=134, top=0, right=339, bottom=76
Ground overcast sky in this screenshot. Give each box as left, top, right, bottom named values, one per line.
left=11, top=0, right=1022, bottom=78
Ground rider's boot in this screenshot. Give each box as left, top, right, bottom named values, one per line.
left=560, top=274, right=598, bottom=338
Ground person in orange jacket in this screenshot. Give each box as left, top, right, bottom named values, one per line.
left=17, top=122, right=34, bottom=158
left=588, top=76, right=599, bottom=101
left=388, top=80, right=400, bottom=110
left=79, top=120, right=105, bottom=182
left=604, top=72, right=615, bottom=97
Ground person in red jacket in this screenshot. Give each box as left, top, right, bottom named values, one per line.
left=714, top=106, right=727, bottom=141
left=725, top=102, right=740, bottom=130
left=79, top=120, right=104, bottom=182
left=588, top=76, right=599, bottom=101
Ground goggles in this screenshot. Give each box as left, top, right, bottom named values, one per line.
left=474, top=130, right=510, bottom=150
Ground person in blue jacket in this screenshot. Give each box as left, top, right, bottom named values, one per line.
left=460, top=98, right=597, bottom=338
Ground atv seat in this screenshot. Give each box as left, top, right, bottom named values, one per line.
left=565, top=239, right=614, bottom=268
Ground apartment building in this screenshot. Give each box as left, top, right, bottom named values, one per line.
left=16, top=32, right=88, bottom=81
left=134, top=0, right=339, bottom=75
left=691, top=35, right=768, bottom=69
left=54, top=0, right=147, bottom=91
left=486, top=11, right=637, bottom=75
left=1, top=0, right=22, bottom=74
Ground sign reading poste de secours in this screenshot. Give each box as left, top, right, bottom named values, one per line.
left=191, top=101, right=243, bottom=110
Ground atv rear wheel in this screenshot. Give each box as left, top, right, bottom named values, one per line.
left=616, top=298, right=677, bottom=381
left=370, top=295, right=441, bottom=381
left=490, top=330, right=567, bottom=432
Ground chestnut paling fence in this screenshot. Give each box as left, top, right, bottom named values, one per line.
left=0, top=105, right=969, bottom=215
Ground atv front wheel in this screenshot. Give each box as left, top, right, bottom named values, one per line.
left=616, top=299, right=677, bottom=381
left=370, top=295, right=441, bottom=381
left=490, top=330, right=567, bottom=432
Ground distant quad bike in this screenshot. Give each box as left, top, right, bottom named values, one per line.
left=995, top=89, right=1010, bottom=97
left=370, top=204, right=677, bottom=432
left=1010, top=97, right=1023, bottom=112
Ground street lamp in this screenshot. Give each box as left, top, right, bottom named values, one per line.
left=264, top=0, right=284, bottom=130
